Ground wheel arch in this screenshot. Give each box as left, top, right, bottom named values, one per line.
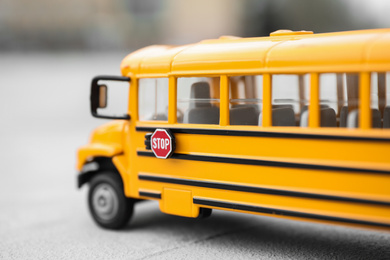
left=77, top=156, right=125, bottom=189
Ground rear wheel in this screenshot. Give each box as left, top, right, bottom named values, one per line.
left=88, top=172, right=134, bottom=229
left=198, top=208, right=212, bottom=218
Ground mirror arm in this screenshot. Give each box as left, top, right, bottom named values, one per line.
left=90, top=75, right=131, bottom=120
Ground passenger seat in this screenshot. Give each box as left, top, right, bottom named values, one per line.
left=230, top=106, right=259, bottom=125
left=259, top=107, right=296, bottom=126
left=384, top=106, right=390, bottom=128
left=183, top=82, right=219, bottom=124
left=300, top=107, right=337, bottom=127
left=339, top=106, right=348, bottom=127
left=346, top=109, right=381, bottom=128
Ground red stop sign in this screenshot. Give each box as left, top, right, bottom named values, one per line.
left=151, top=129, right=175, bottom=159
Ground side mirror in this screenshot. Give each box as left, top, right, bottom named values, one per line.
left=98, top=84, right=107, bottom=108
left=91, top=75, right=131, bottom=119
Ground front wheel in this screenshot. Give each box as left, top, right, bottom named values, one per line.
left=88, top=172, right=134, bottom=229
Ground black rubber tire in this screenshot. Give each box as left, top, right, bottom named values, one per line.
left=88, top=172, right=134, bottom=229
left=198, top=208, right=212, bottom=219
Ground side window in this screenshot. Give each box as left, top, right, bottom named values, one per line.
left=268, top=74, right=309, bottom=127
left=371, top=72, right=390, bottom=128
left=385, top=72, right=390, bottom=128
left=318, top=73, right=345, bottom=128
left=332, top=73, right=364, bottom=129
left=229, top=75, right=262, bottom=126
left=138, top=78, right=169, bottom=121
left=319, top=72, right=388, bottom=129
left=177, top=77, right=220, bottom=124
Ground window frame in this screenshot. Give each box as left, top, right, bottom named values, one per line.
left=136, top=71, right=386, bottom=130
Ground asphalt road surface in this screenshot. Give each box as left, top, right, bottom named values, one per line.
left=1, top=53, right=390, bottom=259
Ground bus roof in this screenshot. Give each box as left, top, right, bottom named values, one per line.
left=120, top=28, right=390, bottom=77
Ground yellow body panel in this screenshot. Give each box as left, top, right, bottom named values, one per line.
left=120, top=28, right=390, bottom=76
left=79, top=28, right=390, bottom=231
left=77, top=120, right=126, bottom=170
left=160, top=188, right=200, bottom=217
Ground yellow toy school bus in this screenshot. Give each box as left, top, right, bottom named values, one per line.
left=77, top=29, right=390, bottom=230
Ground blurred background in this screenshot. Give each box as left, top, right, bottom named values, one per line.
left=1, top=1, right=390, bottom=259
left=1, top=0, right=390, bottom=52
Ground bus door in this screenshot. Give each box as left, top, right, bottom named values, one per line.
left=135, top=76, right=222, bottom=218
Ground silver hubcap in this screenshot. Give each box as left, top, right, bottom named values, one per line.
left=92, top=183, right=119, bottom=221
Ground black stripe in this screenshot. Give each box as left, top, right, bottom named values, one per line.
left=139, top=191, right=161, bottom=199
left=137, top=151, right=390, bottom=175
left=193, top=198, right=390, bottom=228
left=136, top=127, right=390, bottom=142
left=138, top=174, right=390, bottom=207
